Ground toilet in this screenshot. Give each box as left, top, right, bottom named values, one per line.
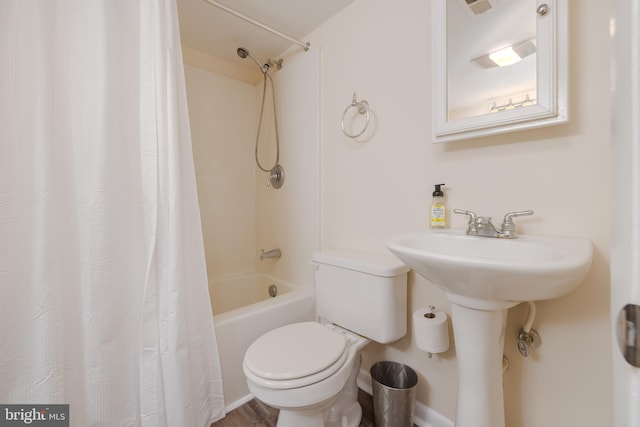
left=243, top=250, right=409, bottom=427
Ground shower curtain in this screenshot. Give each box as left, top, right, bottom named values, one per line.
left=0, top=1, right=225, bottom=426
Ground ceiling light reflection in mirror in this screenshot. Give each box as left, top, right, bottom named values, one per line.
left=447, top=0, right=537, bottom=121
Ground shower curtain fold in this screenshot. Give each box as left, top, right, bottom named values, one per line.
left=0, top=1, right=225, bottom=426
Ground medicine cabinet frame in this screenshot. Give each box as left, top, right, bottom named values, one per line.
left=432, top=0, right=568, bottom=143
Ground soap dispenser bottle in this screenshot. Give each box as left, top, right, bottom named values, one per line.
left=430, top=184, right=447, bottom=229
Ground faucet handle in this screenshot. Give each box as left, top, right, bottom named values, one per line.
left=502, top=210, right=534, bottom=224
left=454, top=209, right=478, bottom=234
left=501, top=210, right=534, bottom=238
left=453, top=209, right=477, bottom=222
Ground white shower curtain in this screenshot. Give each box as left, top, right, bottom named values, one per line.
left=0, top=1, right=225, bottom=426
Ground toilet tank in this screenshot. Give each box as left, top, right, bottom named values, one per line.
left=311, top=250, right=410, bottom=344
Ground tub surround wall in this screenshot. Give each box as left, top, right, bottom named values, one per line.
left=299, top=0, right=612, bottom=426
left=185, top=64, right=257, bottom=278
left=185, top=50, right=320, bottom=288
left=254, top=49, right=321, bottom=288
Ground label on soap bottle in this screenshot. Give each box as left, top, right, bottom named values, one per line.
left=431, top=203, right=446, bottom=228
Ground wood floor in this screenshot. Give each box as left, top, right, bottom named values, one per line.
left=211, top=389, right=375, bottom=427
left=210, top=397, right=279, bottom=427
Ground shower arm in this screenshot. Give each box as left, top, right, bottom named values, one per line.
left=202, top=0, right=310, bottom=51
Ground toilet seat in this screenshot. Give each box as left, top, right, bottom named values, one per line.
left=244, top=322, right=349, bottom=389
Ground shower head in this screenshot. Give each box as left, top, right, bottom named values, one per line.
left=237, top=47, right=270, bottom=73
left=236, top=47, right=249, bottom=59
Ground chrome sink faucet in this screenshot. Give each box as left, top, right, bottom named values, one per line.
left=453, top=209, right=534, bottom=239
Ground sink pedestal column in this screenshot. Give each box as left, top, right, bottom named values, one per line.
left=447, top=294, right=519, bottom=427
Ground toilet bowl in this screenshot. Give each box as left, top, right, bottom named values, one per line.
left=242, top=250, right=409, bottom=427
left=244, top=322, right=369, bottom=427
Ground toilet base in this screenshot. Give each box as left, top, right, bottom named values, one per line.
left=324, top=353, right=362, bottom=427
left=272, top=355, right=363, bottom=427
left=276, top=410, right=326, bottom=427
left=276, top=402, right=361, bottom=427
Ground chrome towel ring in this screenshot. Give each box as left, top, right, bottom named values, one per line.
left=341, top=93, right=370, bottom=139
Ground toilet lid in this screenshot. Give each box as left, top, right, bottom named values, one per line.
left=244, top=322, right=348, bottom=381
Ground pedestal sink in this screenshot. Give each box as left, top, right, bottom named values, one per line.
left=387, top=230, right=593, bottom=427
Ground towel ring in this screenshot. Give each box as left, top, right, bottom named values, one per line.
left=341, top=93, right=370, bottom=139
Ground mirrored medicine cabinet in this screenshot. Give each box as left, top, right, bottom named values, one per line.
left=432, top=0, right=568, bottom=143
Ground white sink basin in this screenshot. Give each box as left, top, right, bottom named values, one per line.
left=387, top=229, right=593, bottom=302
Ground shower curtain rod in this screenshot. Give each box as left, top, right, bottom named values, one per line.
left=202, top=0, right=310, bottom=51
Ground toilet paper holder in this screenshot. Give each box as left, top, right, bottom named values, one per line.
left=424, top=305, right=437, bottom=319
left=414, top=305, right=449, bottom=359
left=425, top=306, right=437, bottom=358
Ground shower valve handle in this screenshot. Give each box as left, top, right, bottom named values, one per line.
left=266, top=165, right=285, bottom=189
left=267, top=171, right=279, bottom=187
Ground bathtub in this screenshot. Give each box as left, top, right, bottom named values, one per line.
left=209, top=273, right=315, bottom=411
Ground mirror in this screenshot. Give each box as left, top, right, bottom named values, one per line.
left=432, top=0, right=568, bottom=143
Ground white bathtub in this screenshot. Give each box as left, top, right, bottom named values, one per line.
left=209, top=273, right=315, bottom=411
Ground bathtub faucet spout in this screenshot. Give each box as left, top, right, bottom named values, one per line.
left=260, top=248, right=281, bottom=260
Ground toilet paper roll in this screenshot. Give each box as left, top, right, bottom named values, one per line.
left=413, top=307, right=449, bottom=354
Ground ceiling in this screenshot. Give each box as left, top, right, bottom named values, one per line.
left=177, top=0, right=354, bottom=70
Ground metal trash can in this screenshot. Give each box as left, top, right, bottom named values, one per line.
left=370, top=361, right=418, bottom=427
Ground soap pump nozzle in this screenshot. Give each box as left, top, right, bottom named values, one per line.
left=433, top=184, right=445, bottom=197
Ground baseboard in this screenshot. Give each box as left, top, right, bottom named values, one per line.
left=357, top=368, right=454, bottom=427
left=224, top=393, right=254, bottom=413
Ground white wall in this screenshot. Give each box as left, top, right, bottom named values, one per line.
left=295, top=0, right=612, bottom=426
